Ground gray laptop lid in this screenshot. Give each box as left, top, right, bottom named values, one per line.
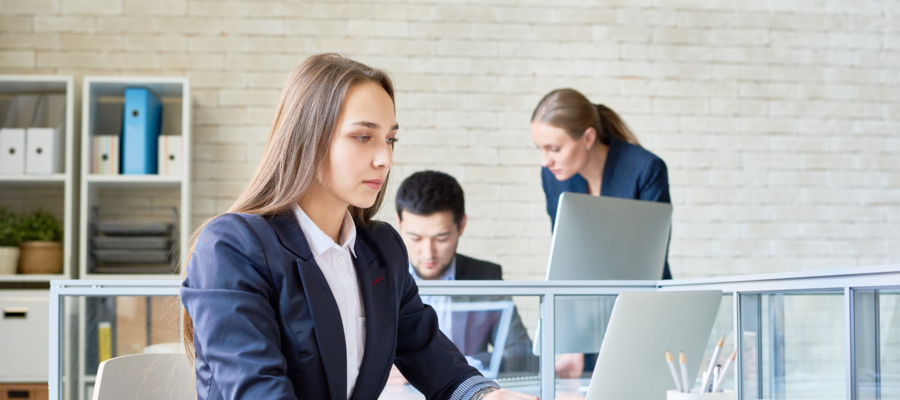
left=546, top=192, right=673, bottom=281
left=586, top=291, right=723, bottom=400
left=446, top=301, right=515, bottom=379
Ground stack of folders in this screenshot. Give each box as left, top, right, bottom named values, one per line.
left=0, top=94, right=66, bottom=174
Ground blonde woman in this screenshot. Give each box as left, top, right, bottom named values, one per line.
left=531, top=89, right=672, bottom=380
left=181, top=54, right=537, bottom=400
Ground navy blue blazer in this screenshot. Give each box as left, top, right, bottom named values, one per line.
left=181, top=212, right=481, bottom=400
left=541, top=137, right=673, bottom=279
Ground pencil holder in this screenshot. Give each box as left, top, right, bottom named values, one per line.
left=667, top=390, right=736, bottom=400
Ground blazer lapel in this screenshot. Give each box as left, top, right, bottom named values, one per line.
left=268, top=212, right=347, bottom=400
left=297, top=260, right=348, bottom=400
left=454, top=255, right=469, bottom=280
left=600, top=137, right=621, bottom=197
left=349, top=235, right=397, bottom=400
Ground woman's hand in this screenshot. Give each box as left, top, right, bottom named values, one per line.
left=482, top=388, right=539, bottom=400
left=554, top=353, right=585, bottom=379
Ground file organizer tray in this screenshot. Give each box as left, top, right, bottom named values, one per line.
left=89, top=206, right=179, bottom=274
left=93, top=236, right=171, bottom=250
left=93, top=249, right=170, bottom=263
left=94, top=221, right=171, bottom=236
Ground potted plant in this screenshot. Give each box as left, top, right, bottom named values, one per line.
left=17, top=209, right=63, bottom=274
left=0, top=206, right=22, bottom=274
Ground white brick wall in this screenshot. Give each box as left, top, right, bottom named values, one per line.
left=2, top=0, right=897, bottom=279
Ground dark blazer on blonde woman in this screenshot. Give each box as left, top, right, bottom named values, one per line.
left=541, top=136, right=673, bottom=279
left=181, top=212, right=481, bottom=400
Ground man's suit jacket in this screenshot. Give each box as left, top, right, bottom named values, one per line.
left=181, top=212, right=480, bottom=400
left=451, top=254, right=539, bottom=374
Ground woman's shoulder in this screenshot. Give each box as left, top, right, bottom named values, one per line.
left=204, top=212, right=268, bottom=231
left=187, top=213, right=276, bottom=289
left=611, top=139, right=668, bottom=181
left=614, top=138, right=665, bottom=167
left=197, top=212, right=274, bottom=247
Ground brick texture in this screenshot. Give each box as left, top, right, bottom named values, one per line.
left=2, top=0, right=898, bottom=279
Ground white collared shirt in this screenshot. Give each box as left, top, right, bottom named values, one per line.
left=292, top=204, right=365, bottom=399
left=409, top=257, right=456, bottom=338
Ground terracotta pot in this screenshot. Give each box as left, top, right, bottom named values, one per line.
left=18, top=241, right=63, bottom=274
left=0, top=246, right=19, bottom=274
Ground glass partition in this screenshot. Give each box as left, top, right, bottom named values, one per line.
left=853, top=288, right=900, bottom=399
left=740, top=292, right=845, bottom=400
left=49, top=267, right=900, bottom=400
left=551, top=295, right=616, bottom=396
left=551, top=294, right=736, bottom=394
left=59, top=295, right=182, bottom=400
left=696, top=294, right=735, bottom=393
left=381, top=295, right=541, bottom=400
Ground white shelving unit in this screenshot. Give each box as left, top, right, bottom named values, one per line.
left=78, top=76, right=191, bottom=280
left=0, top=75, right=77, bottom=283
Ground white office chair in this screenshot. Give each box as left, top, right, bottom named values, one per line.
left=92, top=353, right=196, bottom=400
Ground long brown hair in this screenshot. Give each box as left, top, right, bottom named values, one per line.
left=181, top=53, right=395, bottom=361
left=531, top=88, right=640, bottom=146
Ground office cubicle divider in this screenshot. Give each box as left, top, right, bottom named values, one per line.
left=49, top=264, right=900, bottom=400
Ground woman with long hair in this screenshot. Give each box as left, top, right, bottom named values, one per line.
left=531, top=88, right=672, bottom=379
left=181, top=54, right=535, bottom=400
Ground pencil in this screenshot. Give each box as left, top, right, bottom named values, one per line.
left=679, top=350, right=690, bottom=393
left=701, top=335, right=725, bottom=392
left=666, top=350, right=683, bottom=393
left=712, top=350, right=737, bottom=393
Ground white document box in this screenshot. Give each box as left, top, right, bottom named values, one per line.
left=25, top=94, right=66, bottom=174
left=92, top=135, right=119, bottom=175
left=158, top=135, right=182, bottom=176
left=0, top=290, right=49, bottom=382
left=0, top=95, right=41, bottom=175
left=0, top=129, right=25, bottom=174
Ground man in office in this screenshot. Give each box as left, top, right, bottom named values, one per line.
left=388, top=171, right=539, bottom=384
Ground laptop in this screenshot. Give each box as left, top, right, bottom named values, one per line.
left=585, top=291, right=722, bottom=400
left=445, top=300, right=515, bottom=379
left=545, top=192, right=673, bottom=281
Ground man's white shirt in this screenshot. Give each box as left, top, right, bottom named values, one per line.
left=409, top=257, right=456, bottom=339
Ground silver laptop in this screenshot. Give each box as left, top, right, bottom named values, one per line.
left=546, top=192, right=673, bottom=281
left=446, top=301, right=515, bottom=379
left=585, top=291, right=722, bottom=400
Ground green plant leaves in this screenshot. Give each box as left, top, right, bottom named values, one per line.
left=0, top=207, right=63, bottom=244
left=0, top=206, right=22, bottom=247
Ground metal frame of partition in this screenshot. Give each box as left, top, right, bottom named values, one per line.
left=49, top=264, right=900, bottom=400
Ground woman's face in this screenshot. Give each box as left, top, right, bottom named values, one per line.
left=531, top=121, right=593, bottom=181
left=320, top=81, right=398, bottom=209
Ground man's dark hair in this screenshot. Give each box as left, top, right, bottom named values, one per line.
left=396, top=170, right=465, bottom=227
